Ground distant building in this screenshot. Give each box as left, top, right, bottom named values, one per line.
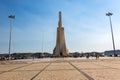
left=104, top=50, right=120, bottom=56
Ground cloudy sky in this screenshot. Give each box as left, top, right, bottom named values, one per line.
left=0, top=0, right=120, bottom=53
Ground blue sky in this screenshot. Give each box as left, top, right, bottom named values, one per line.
left=0, top=0, right=120, bottom=53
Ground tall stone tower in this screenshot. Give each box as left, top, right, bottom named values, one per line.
left=53, top=11, right=69, bottom=57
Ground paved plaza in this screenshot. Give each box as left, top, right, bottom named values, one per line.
left=0, top=57, right=120, bottom=80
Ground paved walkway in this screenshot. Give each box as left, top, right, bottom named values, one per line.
left=0, top=57, right=120, bottom=80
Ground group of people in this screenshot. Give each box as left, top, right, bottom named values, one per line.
left=86, top=53, right=100, bottom=59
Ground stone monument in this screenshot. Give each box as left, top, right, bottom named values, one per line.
left=53, top=11, right=69, bottom=57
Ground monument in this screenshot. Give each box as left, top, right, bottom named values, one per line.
left=53, top=11, right=69, bottom=57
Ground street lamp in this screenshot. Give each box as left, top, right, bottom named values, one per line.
left=41, top=33, right=44, bottom=58
left=8, top=15, right=15, bottom=60
left=106, top=12, right=116, bottom=57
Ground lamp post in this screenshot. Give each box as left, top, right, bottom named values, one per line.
left=41, top=33, right=44, bottom=58
left=8, top=15, right=15, bottom=60
left=106, top=12, right=116, bottom=57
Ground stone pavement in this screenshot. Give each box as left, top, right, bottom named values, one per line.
left=0, top=57, right=120, bottom=80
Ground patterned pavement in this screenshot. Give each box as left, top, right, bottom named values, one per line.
left=0, top=58, right=120, bottom=80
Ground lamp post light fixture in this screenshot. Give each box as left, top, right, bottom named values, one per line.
left=8, top=15, right=15, bottom=60
left=106, top=12, right=116, bottom=57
